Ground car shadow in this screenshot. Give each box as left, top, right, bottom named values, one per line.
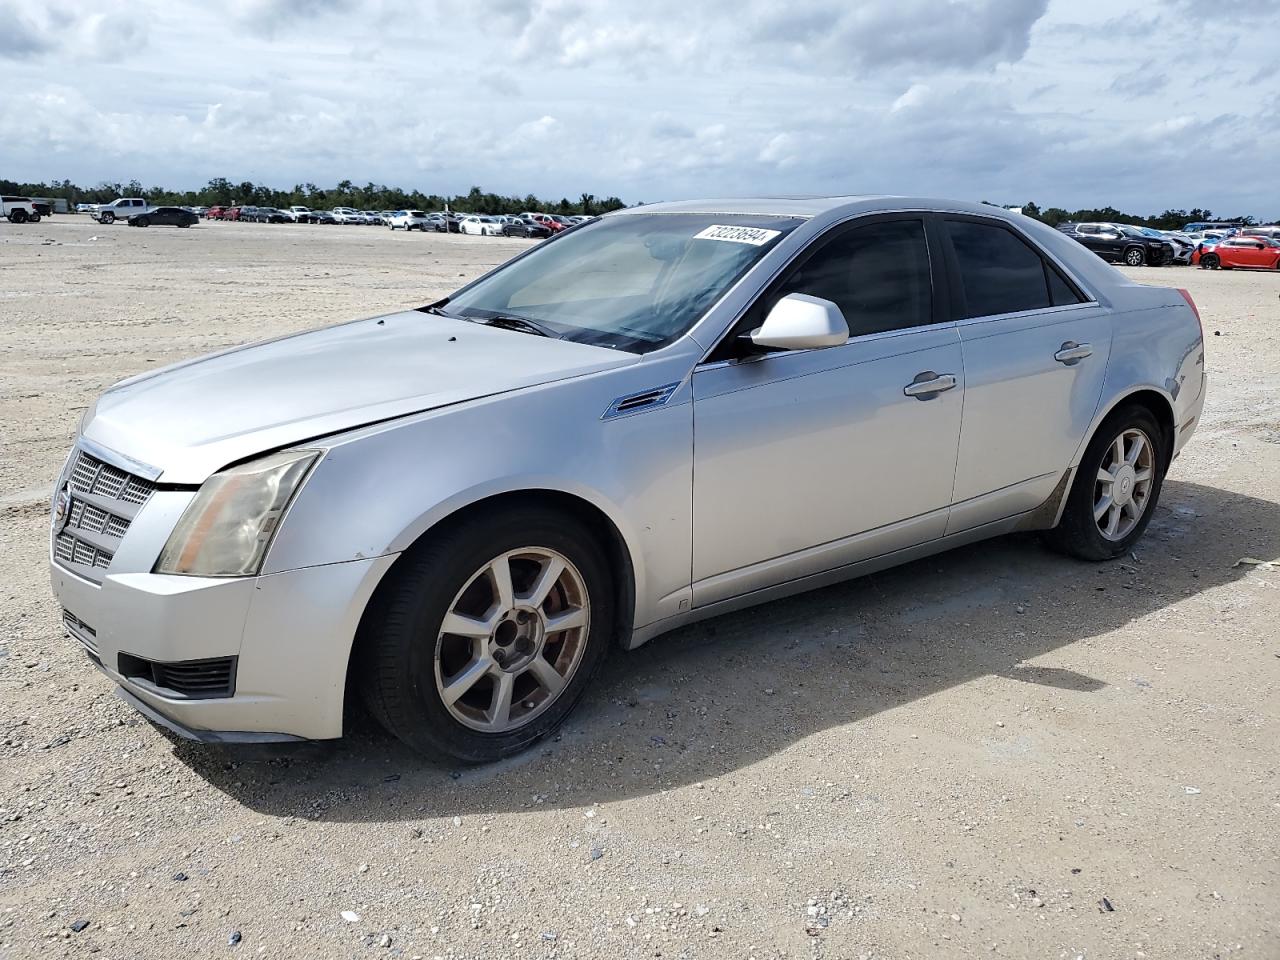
left=169, top=479, right=1277, bottom=819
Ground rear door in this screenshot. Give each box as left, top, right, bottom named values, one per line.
left=939, top=216, right=1112, bottom=533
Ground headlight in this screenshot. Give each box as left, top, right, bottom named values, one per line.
left=154, top=449, right=320, bottom=577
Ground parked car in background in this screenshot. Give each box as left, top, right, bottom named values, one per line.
left=206, top=206, right=229, bottom=220
left=1060, top=222, right=1172, bottom=266
left=283, top=206, right=316, bottom=223
left=1, top=196, right=42, bottom=223
left=432, top=213, right=463, bottom=233
left=1141, top=228, right=1195, bottom=264
left=388, top=210, right=431, bottom=231
left=460, top=215, right=505, bottom=236
left=501, top=218, right=551, bottom=239
left=1183, top=221, right=1245, bottom=233
left=91, top=198, right=149, bottom=224
left=311, top=210, right=339, bottom=224
left=1240, top=225, right=1280, bottom=240
left=76, top=203, right=97, bottom=214
left=128, top=206, right=198, bottom=228
left=331, top=207, right=363, bottom=224
left=190, top=206, right=209, bottom=217
left=49, top=196, right=1205, bottom=763
left=1194, top=235, right=1280, bottom=270
left=523, top=212, right=566, bottom=233
left=223, top=207, right=244, bottom=221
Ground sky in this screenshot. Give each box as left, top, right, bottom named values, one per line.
left=2, top=0, right=1278, bottom=216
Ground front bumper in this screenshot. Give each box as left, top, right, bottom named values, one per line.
left=51, top=553, right=397, bottom=740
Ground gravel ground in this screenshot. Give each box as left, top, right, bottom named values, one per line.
left=1, top=218, right=1278, bottom=960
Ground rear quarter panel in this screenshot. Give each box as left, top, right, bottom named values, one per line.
left=1085, top=291, right=1205, bottom=463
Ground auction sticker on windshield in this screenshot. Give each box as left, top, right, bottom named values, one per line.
left=693, top=224, right=782, bottom=245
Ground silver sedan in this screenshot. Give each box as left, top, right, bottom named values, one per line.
left=49, top=196, right=1207, bottom=762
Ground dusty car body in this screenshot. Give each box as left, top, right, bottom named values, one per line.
left=50, top=196, right=1206, bottom=762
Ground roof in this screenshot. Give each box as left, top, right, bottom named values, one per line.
left=610, top=195, right=1025, bottom=220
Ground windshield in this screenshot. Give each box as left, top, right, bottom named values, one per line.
left=443, top=213, right=800, bottom=353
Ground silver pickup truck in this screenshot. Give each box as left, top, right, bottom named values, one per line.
left=91, top=198, right=150, bottom=224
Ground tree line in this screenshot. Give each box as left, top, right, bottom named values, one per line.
left=3, top=176, right=1271, bottom=226
left=0, top=177, right=627, bottom=217
left=1011, top=201, right=1270, bottom=229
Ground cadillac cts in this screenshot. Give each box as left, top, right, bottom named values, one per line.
left=50, top=197, right=1206, bottom=763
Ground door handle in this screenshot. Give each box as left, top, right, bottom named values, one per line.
left=903, top=371, right=958, bottom=399
left=1054, top=341, right=1092, bottom=365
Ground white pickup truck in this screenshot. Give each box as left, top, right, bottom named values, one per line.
left=91, top=198, right=150, bottom=224
left=1, top=195, right=42, bottom=223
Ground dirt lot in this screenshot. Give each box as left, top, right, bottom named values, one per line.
left=1, top=217, right=1278, bottom=960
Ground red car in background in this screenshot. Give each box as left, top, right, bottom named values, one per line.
left=206, top=206, right=228, bottom=219
left=523, top=212, right=566, bottom=233
left=1194, top=236, right=1280, bottom=270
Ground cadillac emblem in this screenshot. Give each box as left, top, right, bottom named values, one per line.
left=53, top=485, right=71, bottom=535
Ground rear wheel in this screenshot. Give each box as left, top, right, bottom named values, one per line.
left=8, top=210, right=28, bottom=223
left=29, top=213, right=41, bottom=223
left=357, top=505, right=615, bottom=764
left=135, top=217, right=150, bottom=227
left=1044, top=404, right=1167, bottom=561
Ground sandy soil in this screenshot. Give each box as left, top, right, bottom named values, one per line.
left=1, top=217, right=1277, bottom=960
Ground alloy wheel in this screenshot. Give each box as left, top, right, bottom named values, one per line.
left=434, top=548, right=590, bottom=733
left=1094, top=427, right=1155, bottom=541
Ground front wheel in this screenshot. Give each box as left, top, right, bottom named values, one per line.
left=1044, top=404, right=1166, bottom=561
left=29, top=213, right=41, bottom=223
left=1123, top=246, right=1146, bottom=267
left=100, top=212, right=115, bottom=224
left=1200, top=254, right=1219, bottom=270
left=357, top=506, right=614, bottom=764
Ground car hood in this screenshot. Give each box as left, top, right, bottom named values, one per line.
left=83, top=310, right=635, bottom=484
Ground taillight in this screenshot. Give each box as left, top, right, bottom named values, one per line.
left=1176, top=287, right=1200, bottom=326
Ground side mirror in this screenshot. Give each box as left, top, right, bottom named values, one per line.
left=750, top=294, right=848, bottom=351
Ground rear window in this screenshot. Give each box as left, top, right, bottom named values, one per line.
left=945, top=219, right=1085, bottom=317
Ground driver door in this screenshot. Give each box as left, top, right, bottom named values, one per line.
left=691, top=215, right=964, bottom=607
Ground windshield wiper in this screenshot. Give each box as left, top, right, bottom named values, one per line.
left=471, top=314, right=559, bottom=338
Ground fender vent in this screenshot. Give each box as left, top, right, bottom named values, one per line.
left=602, top=382, right=680, bottom=420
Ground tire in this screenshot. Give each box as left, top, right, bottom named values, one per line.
left=1201, top=254, right=1219, bottom=270
left=357, top=505, right=615, bottom=764
left=135, top=217, right=150, bottom=227
left=1123, top=246, right=1145, bottom=267
left=1044, top=403, right=1167, bottom=561
left=8, top=209, right=28, bottom=223
left=29, top=213, right=41, bottom=223
left=100, top=212, right=114, bottom=224
left=179, top=221, right=190, bottom=228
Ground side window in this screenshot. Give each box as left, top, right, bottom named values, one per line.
left=774, top=218, right=933, bottom=338
left=945, top=219, right=1084, bottom=318
left=1046, top=267, right=1084, bottom=307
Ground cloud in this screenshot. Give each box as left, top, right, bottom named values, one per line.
left=0, top=0, right=1276, bottom=217
left=1108, top=63, right=1166, bottom=98
left=0, top=1, right=51, bottom=59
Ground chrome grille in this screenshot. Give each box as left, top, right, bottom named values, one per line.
left=53, top=450, right=155, bottom=582
left=68, top=451, right=155, bottom=503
